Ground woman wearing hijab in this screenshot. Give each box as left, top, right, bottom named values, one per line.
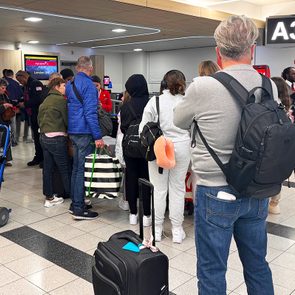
left=120, top=74, right=150, bottom=225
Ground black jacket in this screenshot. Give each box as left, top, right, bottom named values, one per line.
left=24, top=76, right=44, bottom=110
left=120, top=74, right=149, bottom=134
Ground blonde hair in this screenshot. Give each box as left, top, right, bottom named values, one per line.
left=198, top=60, right=220, bottom=76
left=49, top=72, right=62, bottom=81
left=214, top=15, right=259, bottom=60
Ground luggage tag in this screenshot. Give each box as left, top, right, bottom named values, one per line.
left=122, top=242, right=141, bottom=253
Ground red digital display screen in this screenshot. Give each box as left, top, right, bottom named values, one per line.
left=24, top=54, right=59, bottom=80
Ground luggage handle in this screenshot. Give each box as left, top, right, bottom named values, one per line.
left=138, top=178, right=156, bottom=247
left=115, top=235, right=140, bottom=246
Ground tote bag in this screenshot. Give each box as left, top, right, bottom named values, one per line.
left=84, top=147, right=123, bottom=199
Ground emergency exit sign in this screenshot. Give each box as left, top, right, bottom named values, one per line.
left=266, top=16, right=295, bottom=45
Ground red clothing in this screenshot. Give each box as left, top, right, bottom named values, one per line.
left=99, top=89, right=112, bottom=113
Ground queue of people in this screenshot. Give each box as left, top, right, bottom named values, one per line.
left=2, top=14, right=295, bottom=294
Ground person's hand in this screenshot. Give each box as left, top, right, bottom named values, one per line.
left=95, top=139, right=105, bottom=149
left=3, top=103, right=13, bottom=109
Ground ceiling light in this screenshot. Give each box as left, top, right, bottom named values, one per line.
left=27, top=40, right=39, bottom=44
left=24, top=17, right=43, bottom=22
left=133, top=48, right=143, bottom=52
left=112, top=28, right=127, bottom=33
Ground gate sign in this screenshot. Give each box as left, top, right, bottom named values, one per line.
left=266, top=16, right=295, bottom=45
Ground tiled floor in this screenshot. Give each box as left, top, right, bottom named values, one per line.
left=0, top=142, right=295, bottom=294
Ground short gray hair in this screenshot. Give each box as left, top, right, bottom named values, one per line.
left=76, top=56, right=93, bottom=70
left=214, top=15, right=259, bottom=60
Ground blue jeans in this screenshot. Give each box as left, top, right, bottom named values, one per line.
left=70, top=134, right=94, bottom=213
left=40, top=134, right=70, bottom=199
left=195, top=185, right=274, bottom=295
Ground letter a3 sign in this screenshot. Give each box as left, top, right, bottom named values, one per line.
left=267, top=16, right=295, bottom=45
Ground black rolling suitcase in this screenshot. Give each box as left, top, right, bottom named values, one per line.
left=92, top=178, right=169, bottom=295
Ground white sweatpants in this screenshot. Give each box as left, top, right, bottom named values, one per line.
left=148, top=140, right=191, bottom=227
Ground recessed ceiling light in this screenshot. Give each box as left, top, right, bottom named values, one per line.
left=133, top=48, right=143, bottom=52
left=24, top=17, right=43, bottom=22
left=112, top=28, right=127, bottom=33
left=27, top=40, right=39, bottom=44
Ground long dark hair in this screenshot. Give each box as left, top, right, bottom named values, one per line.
left=271, top=76, right=291, bottom=110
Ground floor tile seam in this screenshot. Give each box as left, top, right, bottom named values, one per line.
left=231, top=281, right=245, bottom=293
left=0, top=265, right=23, bottom=287
left=270, top=280, right=295, bottom=293
left=169, top=271, right=194, bottom=291
left=168, top=264, right=196, bottom=277
left=166, top=249, right=188, bottom=261
left=28, top=274, right=78, bottom=294
left=0, top=244, right=33, bottom=262
left=10, top=216, right=49, bottom=226
left=21, top=277, right=49, bottom=293
left=88, top=223, right=124, bottom=236
left=45, top=231, right=89, bottom=244
left=44, top=277, right=85, bottom=294
left=60, top=233, right=101, bottom=248
left=5, top=261, right=54, bottom=280
left=270, top=258, right=295, bottom=271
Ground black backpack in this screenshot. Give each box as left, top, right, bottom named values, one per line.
left=192, top=72, right=295, bottom=199
left=140, top=96, right=163, bottom=161
left=122, top=104, right=146, bottom=158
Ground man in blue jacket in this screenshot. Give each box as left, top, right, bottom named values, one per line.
left=66, top=56, right=104, bottom=220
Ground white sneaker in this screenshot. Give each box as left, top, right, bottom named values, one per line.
left=118, top=198, right=129, bottom=211
left=172, top=227, right=186, bottom=244
left=85, top=199, right=92, bottom=206
left=129, top=214, right=138, bottom=225
left=155, top=225, right=163, bottom=242
left=143, top=215, right=152, bottom=227
left=44, top=196, right=64, bottom=208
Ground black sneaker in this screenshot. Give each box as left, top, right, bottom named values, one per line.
left=27, top=158, right=41, bottom=166
left=68, top=204, right=93, bottom=214
left=73, top=209, right=98, bottom=220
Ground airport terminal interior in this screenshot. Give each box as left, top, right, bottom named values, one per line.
left=0, top=0, right=295, bottom=294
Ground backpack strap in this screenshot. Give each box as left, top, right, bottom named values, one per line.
left=213, top=72, right=249, bottom=107
left=156, top=96, right=160, bottom=125
left=260, top=74, right=274, bottom=102
left=71, top=79, right=83, bottom=105
left=191, top=120, right=228, bottom=176
left=191, top=72, right=250, bottom=178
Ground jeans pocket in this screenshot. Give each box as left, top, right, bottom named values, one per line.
left=206, top=192, right=241, bottom=229
left=257, top=198, right=269, bottom=220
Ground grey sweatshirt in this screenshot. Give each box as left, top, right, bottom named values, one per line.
left=173, top=64, right=279, bottom=187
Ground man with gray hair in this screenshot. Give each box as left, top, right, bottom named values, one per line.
left=66, top=56, right=104, bottom=220
left=174, top=15, right=275, bottom=294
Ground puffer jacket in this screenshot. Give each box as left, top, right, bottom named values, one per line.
left=66, top=72, right=101, bottom=140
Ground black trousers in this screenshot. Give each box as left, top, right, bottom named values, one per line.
left=30, top=113, right=43, bottom=162
left=124, top=155, right=150, bottom=216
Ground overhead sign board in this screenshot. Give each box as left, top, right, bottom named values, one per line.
left=266, top=16, right=295, bottom=45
